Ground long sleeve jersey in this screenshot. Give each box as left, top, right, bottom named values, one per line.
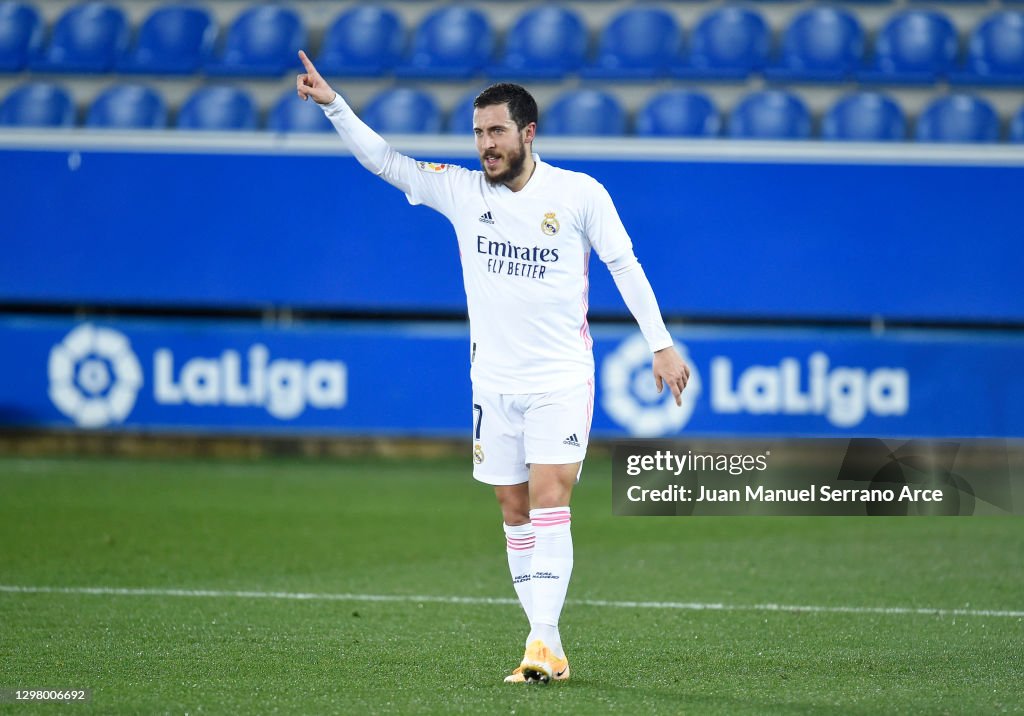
left=321, top=94, right=673, bottom=393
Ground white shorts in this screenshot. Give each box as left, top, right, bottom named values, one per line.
left=471, top=379, right=595, bottom=486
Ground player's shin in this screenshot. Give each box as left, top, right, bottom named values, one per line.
left=504, top=522, right=534, bottom=622
left=526, top=506, right=573, bottom=658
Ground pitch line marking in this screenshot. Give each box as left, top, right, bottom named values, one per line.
left=0, top=585, right=1021, bottom=619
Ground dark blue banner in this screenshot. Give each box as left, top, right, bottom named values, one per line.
left=1, top=315, right=1021, bottom=438
left=1, top=141, right=1022, bottom=323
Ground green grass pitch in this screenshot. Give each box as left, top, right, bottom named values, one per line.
left=1, top=454, right=1022, bottom=714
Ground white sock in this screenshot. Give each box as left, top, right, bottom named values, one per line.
left=527, top=506, right=573, bottom=658
left=503, top=522, right=535, bottom=624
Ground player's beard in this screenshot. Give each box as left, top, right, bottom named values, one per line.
left=481, top=137, right=527, bottom=186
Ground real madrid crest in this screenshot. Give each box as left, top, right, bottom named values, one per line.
left=541, top=212, right=560, bottom=236
left=473, top=443, right=485, bottom=465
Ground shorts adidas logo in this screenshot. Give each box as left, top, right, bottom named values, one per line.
left=562, top=433, right=580, bottom=447
left=478, top=211, right=495, bottom=225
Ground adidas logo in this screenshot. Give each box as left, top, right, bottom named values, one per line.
left=478, top=211, right=495, bottom=224
left=562, top=433, right=580, bottom=447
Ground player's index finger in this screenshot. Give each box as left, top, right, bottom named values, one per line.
left=298, top=50, right=316, bottom=74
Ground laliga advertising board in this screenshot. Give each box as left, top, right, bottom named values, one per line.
left=0, top=315, right=1022, bottom=437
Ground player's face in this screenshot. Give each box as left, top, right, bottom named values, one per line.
left=474, top=104, right=532, bottom=186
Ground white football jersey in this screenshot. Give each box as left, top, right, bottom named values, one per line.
left=400, top=156, right=635, bottom=393
left=319, top=94, right=671, bottom=394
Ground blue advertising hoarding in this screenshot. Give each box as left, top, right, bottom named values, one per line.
left=1, top=315, right=1021, bottom=438
left=1, top=134, right=1022, bottom=324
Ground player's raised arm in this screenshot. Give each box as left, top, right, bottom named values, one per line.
left=295, top=49, right=394, bottom=178
left=293, top=50, right=457, bottom=217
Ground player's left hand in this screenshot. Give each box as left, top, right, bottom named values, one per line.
left=652, top=347, right=690, bottom=407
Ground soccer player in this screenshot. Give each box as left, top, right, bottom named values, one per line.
left=296, top=51, right=690, bottom=684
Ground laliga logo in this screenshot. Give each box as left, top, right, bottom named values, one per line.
left=601, top=333, right=702, bottom=437
left=711, top=353, right=908, bottom=427
left=153, top=345, right=346, bottom=419
left=48, top=324, right=143, bottom=428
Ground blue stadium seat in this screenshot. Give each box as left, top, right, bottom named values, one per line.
left=951, top=12, right=1024, bottom=86
left=729, top=90, right=811, bottom=139
left=0, top=1, right=42, bottom=72
left=858, top=10, right=958, bottom=83
left=177, top=86, right=258, bottom=130
left=267, top=90, right=334, bottom=133
left=916, top=94, right=1000, bottom=143
left=30, top=2, right=128, bottom=73
left=315, top=6, right=403, bottom=77
left=361, top=88, right=442, bottom=134
left=396, top=6, right=493, bottom=79
left=582, top=7, right=683, bottom=79
left=765, top=7, right=865, bottom=82
left=0, top=82, right=74, bottom=126
left=489, top=6, right=586, bottom=79
left=446, top=88, right=483, bottom=134
left=635, top=90, right=720, bottom=137
left=1010, top=104, right=1024, bottom=142
left=86, top=84, right=167, bottom=129
left=117, top=5, right=216, bottom=75
left=678, top=7, right=769, bottom=80
left=822, top=92, right=907, bottom=141
left=205, top=5, right=305, bottom=77
left=544, top=90, right=626, bottom=136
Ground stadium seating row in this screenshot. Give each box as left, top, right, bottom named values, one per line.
left=3, top=82, right=1024, bottom=142
left=1, top=2, right=1023, bottom=85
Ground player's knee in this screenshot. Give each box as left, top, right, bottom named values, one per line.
left=494, top=483, right=530, bottom=524
left=530, top=485, right=572, bottom=510
left=502, top=507, right=530, bottom=525
left=529, top=463, right=578, bottom=508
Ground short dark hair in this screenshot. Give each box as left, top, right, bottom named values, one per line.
left=473, top=83, right=538, bottom=131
